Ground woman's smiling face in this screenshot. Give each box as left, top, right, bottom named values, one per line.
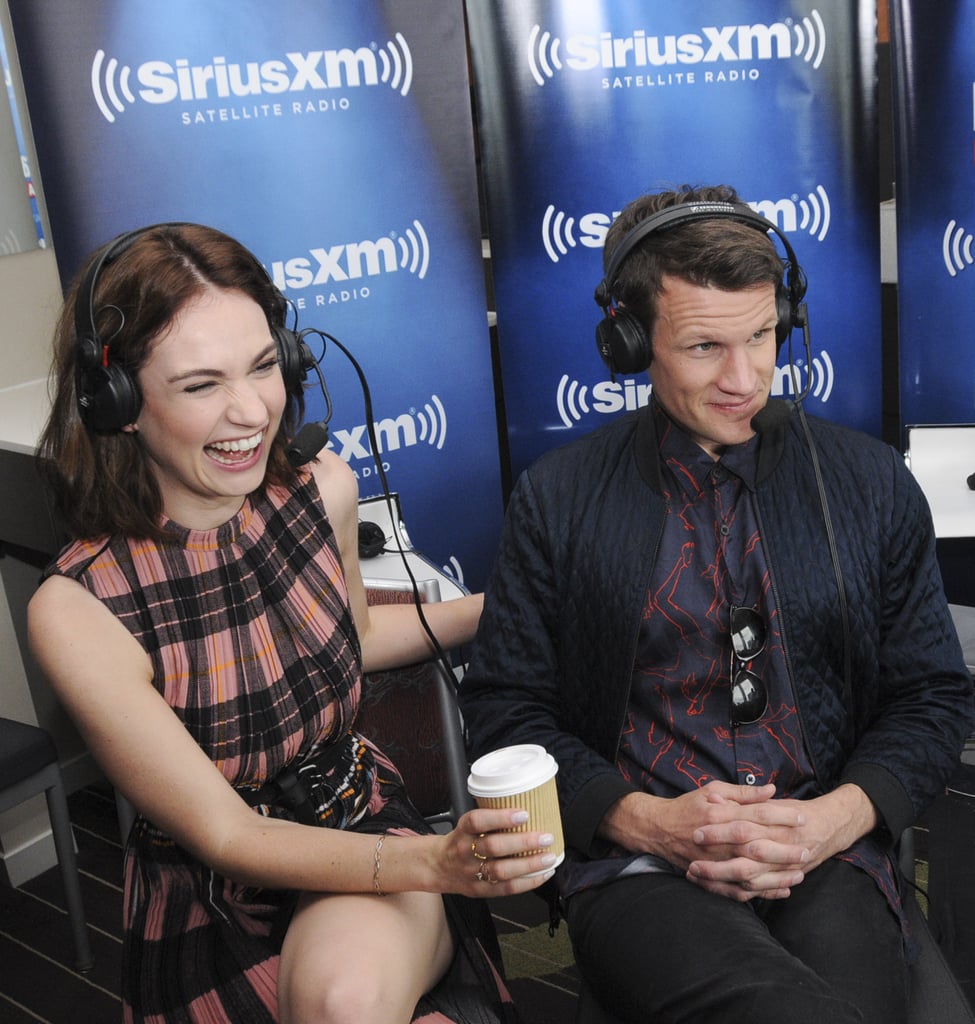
left=127, top=286, right=287, bottom=529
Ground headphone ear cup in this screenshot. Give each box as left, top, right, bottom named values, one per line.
left=596, top=308, right=653, bottom=375
left=775, top=285, right=795, bottom=348
left=273, top=326, right=314, bottom=394
left=76, top=334, right=141, bottom=432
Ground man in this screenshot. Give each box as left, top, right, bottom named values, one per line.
left=459, top=184, right=974, bottom=1023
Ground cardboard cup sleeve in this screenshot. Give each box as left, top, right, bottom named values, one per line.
left=467, top=744, right=565, bottom=875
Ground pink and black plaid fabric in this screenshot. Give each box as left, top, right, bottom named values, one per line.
left=50, top=474, right=517, bottom=1023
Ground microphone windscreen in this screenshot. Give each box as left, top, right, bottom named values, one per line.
left=751, top=400, right=793, bottom=434
left=286, top=421, right=329, bottom=467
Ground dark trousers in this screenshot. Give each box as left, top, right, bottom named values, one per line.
left=565, top=858, right=908, bottom=1024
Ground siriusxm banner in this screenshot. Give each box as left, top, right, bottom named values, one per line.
left=466, top=0, right=879, bottom=479
left=891, top=2, right=975, bottom=431
left=9, top=0, right=501, bottom=588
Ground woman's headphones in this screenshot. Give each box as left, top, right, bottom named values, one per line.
left=74, top=222, right=314, bottom=433
left=593, top=201, right=808, bottom=376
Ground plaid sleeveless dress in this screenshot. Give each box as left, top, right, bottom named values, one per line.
left=49, top=473, right=517, bottom=1024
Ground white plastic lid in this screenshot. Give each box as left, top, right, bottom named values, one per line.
left=467, top=743, right=558, bottom=797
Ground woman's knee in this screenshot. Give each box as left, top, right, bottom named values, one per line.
left=279, top=968, right=409, bottom=1024
left=277, top=892, right=452, bottom=1024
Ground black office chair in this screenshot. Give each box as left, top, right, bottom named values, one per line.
left=574, top=831, right=975, bottom=1023
left=0, top=716, right=95, bottom=973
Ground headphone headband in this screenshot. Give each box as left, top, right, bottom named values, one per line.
left=596, top=201, right=802, bottom=309
left=73, top=222, right=196, bottom=348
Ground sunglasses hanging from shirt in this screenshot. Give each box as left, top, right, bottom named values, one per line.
left=729, top=605, right=769, bottom=727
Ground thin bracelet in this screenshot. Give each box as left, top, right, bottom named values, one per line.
left=373, top=833, right=387, bottom=897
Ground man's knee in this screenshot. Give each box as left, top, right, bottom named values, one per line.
left=564, top=874, right=870, bottom=1024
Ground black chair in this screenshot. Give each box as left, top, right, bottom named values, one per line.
left=899, top=828, right=975, bottom=1022
left=574, top=831, right=975, bottom=1023
left=357, top=582, right=473, bottom=827
left=0, top=716, right=95, bottom=973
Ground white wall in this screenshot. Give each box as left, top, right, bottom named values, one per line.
left=0, top=0, right=98, bottom=884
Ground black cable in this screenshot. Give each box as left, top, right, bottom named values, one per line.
left=790, top=307, right=854, bottom=715
left=299, top=328, right=460, bottom=690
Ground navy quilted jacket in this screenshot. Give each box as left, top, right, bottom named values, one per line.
left=461, top=401, right=974, bottom=857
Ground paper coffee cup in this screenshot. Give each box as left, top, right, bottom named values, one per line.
left=467, top=744, right=565, bottom=875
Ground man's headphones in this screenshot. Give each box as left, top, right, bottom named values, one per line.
left=74, top=222, right=314, bottom=433
left=593, top=201, right=808, bottom=376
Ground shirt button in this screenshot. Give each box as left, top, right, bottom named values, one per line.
left=719, top=523, right=731, bottom=536
left=744, top=773, right=757, bottom=785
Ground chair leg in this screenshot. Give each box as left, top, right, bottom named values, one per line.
left=115, top=789, right=136, bottom=846
left=44, top=777, right=95, bottom=973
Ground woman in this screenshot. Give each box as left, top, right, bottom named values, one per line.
left=29, top=223, right=556, bottom=1023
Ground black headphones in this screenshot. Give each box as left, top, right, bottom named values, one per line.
left=74, top=222, right=314, bottom=433
left=594, top=201, right=808, bottom=376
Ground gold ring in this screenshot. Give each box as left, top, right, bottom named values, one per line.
left=471, top=834, right=489, bottom=861
left=475, top=863, right=498, bottom=884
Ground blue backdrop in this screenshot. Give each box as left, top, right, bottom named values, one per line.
left=891, top=1, right=975, bottom=434
left=10, top=0, right=501, bottom=589
left=466, top=0, right=880, bottom=480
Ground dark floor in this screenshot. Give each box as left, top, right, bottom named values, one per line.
left=0, top=786, right=125, bottom=1023
left=4, top=784, right=975, bottom=1024
left=0, top=785, right=581, bottom=1023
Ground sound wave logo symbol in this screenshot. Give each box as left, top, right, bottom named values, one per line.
left=943, top=219, right=975, bottom=277
left=541, top=205, right=577, bottom=263
left=792, top=10, right=827, bottom=69
left=397, top=220, right=429, bottom=278
left=528, top=25, right=563, bottom=86
left=91, top=49, right=134, bottom=124
left=796, top=185, right=831, bottom=241
left=556, top=374, right=590, bottom=427
left=377, top=33, right=413, bottom=96
left=415, top=394, right=447, bottom=449
left=776, top=351, right=834, bottom=402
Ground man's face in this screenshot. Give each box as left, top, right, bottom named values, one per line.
left=648, top=274, right=779, bottom=459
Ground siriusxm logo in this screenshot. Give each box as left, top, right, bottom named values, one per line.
left=542, top=187, right=831, bottom=264
left=943, top=219, right=974, bottom=277
left=528, top=10, right=826, bottom=85
left=556, top=376, right=653, bottom=427
left=90, top=35, right=413, bottom=123
left=556, top=354, right=834, bottom=428
left=270, top=221, right=429, bottom=293
left=330, top=394, right=448, bottom=462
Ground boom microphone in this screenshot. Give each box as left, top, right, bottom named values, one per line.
left=286, top=420, right=330, bottom=467
left=750, top=398, right=794, bottom=434
left=285, top=329, right=334, bottom=467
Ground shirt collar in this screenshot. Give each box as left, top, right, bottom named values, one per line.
left=651, top=397, right=761, bottom=491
